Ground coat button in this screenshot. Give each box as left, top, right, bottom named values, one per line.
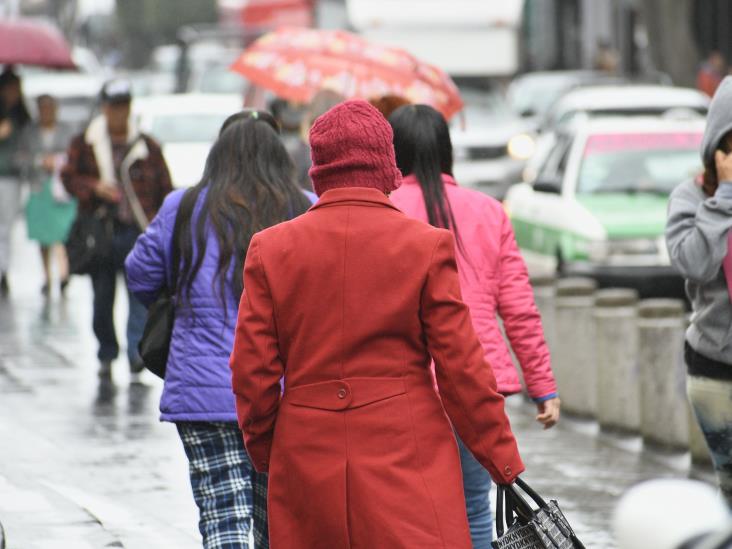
left=504, top=466, right=512, bottom=476
left=337, top=389, right=347, bottom=399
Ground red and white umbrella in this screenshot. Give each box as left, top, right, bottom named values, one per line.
left=230, top=27, right=463, bottom=120
left=0, top=18, right=75, bottom=69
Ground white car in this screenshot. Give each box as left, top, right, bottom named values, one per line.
left=505, top=116, right=705, bottom=298
left=450, top=83, right=533, bottom=200
left=523, top=84, right=709, bottom=183
left=133, top=94, right=243, bottom=188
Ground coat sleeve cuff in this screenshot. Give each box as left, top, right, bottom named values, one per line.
left=532, top=392, right=558, bottom=403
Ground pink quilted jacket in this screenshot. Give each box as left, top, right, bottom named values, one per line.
left=390, top=174, right=557, bottom=400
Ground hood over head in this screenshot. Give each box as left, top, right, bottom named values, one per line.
left=701, top=76, right=732, bottom=164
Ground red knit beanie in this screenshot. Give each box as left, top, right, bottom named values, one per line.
left=309, top=99, right=403, bottom=196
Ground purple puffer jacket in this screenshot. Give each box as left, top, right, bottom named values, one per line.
left=125, top=188, right=316, bottom=422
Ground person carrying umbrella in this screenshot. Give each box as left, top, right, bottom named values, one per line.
left=230, top=100, right=524, bottom=548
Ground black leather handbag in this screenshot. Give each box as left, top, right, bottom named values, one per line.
left=137, top=203, right=184, bottom=379
left=66, top=206, right=115, bottom=275
left=493, top=477, right=585, bottom=549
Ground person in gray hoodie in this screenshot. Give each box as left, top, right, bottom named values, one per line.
left=666, top=75, right=732, bottom=506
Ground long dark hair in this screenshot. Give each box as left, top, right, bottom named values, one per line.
left=0, top=68, right=31, bottom=127
left=388, top=104, right=464, bottom=251
left=702, top=133, right=732, bottom=197
left=176, top=109, right=310, bottom=312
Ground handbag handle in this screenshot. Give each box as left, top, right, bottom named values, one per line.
left=495, top=480, right=533, bottom=538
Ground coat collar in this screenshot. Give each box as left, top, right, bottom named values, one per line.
left=402, top=173, right=458, bottom=187
left=309, top=187, right=402, bottom=212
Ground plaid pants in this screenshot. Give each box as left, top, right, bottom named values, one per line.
left=177, top=422, right=269, bottom=548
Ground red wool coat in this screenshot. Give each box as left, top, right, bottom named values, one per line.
left=230, top=187, right=524, bottom=549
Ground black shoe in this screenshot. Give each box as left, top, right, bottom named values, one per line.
left=130, top=358, right=145, bottom=375
left=98, top=360, right=113, bottom=379
left=41, top=283, right=50, bottom=297
left=0, top=273, right=8, bottom=298
left=60, top=277, right=70, bottom=297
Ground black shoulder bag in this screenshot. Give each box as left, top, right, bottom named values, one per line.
left=137, top=202, right=184, bottom=379
left=493, top=477, right=585, bottom=549
left=66, top=205, right=115, bottom=275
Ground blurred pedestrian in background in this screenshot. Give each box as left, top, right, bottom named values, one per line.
left=0, top=67, right=31, bottom=298
left=289, top=88, right=344, bottom=191
left=20, top=94, right=76, bottom=297
left=697, top=51, right=727, bottom=98
left=666, top=76, right=732, bottom=506
left=369, top=94, right=410, bottom=119
left=593, top=39, right=620, bottom=74
left=230, top=100, right=524, bottom=548
left=62, top=78, right=172, bottom=381
left=388, top=104, right=559, bottom=547
left=126, top=109, right=315, bottom=549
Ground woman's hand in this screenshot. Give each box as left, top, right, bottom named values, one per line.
left=714, top=150, right=732, bottom=183
left=535, top=397, right=560, bottom=429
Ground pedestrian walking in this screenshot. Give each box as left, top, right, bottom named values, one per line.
left=229, top=100, right=524, bottom=549
left=388, top=104, right=560, bottom=547
left=666, top=75, right=732, bottom=507
left=0, top=67, right=31, bottom=298
left=61, top=78, right=172, bottom=380
left=19, top=94, right=76, bottom=297
left=697, top=51, right=727, bottom=98
left=126, top=110, right=315, bottom=549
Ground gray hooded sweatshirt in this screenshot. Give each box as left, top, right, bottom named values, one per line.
left=666, top=76, right=732, bottom=365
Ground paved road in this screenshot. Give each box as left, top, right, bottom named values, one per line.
left=0, top=222, right=711, bottom=548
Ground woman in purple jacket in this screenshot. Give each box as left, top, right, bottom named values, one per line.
left=125, top=110, right=314, bottom=549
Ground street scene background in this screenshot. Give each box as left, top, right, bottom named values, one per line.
left=1, top=0, right=731, bottom=548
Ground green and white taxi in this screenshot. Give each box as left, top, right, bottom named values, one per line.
left=504, top=116, right=705, bottom=296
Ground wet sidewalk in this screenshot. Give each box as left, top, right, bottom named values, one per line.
left=0, top=223, right=713, bottom=548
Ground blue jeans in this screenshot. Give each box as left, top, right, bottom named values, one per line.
left=91, top=222, right=146, bottom=366
left=457, top=436, right=493, bottom=548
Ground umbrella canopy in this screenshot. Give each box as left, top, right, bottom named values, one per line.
left=0, top=18, right=75, bottom=69
left=230, top=27, right=463, bottom=120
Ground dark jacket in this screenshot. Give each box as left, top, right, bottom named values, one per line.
left=61, top=115, right=172, bottom=221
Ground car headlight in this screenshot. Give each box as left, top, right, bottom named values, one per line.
left=507, top=133, right=536, bottom=161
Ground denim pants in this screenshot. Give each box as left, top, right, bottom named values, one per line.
left=688, top=374, right=732, bottom=506
left=457, top=436, right=493, bottom=548
left=90, top=222, right=146, bottom=366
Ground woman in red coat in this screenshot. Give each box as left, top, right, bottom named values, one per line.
left=230, top=100, right=524, bottom=548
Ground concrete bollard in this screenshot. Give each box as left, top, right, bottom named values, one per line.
left=594, top=288, right=640, bottom=434
left=638, top=299, right=689, bottom=451
left=554, top=277, right=598, bottom=418
left=531, top=274, right=557, bottom=358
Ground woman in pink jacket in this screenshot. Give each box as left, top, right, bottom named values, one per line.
left=389, top=104, right=560, bottom=548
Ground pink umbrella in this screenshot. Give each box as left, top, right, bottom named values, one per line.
left=230, top=27, right=463, bottom=120
left=0, top=18, right=75, bottom=69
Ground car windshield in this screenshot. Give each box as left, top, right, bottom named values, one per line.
left=150, top=112, right=230, bottom=143
left=577, top=132, right=703, bottom=195
left=454, top=84, right=510, bottom=128
left=508, top=76, right=580, bottom=117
